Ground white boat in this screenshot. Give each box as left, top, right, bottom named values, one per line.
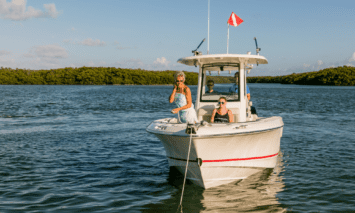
left=146, top=52, right=283, bottom=189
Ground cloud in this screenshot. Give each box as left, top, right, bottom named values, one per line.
left=112, top=57, right=182, bottom=71
left=0, top=44, right=68, bottom=69
left=78, top=38, right=106, bottom=46
left=303, top=63, right=310, bottom=68
left=0, top=57, right=16, bottom=67
left=22, top=44, right=68, bottom=68
left=110, top=56, right=191, bottom=71
left=0, top=50, right=11, bottom=56
left=349, top=52, right=355, bottom=62
left=98, top=61, right=106, bottom=66
left=87, top=61, right=95, bottom=67
left=0, top=0, right=59, bottom=21
left=43, top=3, right=57, bottom=18
left=317, top=60, right=323, bottom=66
left=153, top=57, right=170, bottom=66
left=32, top=44, right=68, bottom=58
left=23, top=52, right=34, bottom=58
left=0, top=44, right=69, bottom=69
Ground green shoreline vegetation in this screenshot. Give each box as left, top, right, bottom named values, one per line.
left=0, top=66, right=354, bottom=86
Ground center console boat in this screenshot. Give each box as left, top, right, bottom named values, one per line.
left=146, top=51, right=283, bottom=189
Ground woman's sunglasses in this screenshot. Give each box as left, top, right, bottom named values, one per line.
left=218, top=101, right=226, bottom=105
left=176, top=80, right=184, bottom=83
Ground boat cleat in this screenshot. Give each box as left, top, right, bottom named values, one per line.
left=235, top=124, right=248, bottom=129
left=185, top=123, right=198, bottom=134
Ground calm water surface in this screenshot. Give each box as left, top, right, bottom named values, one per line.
left=0, top=84, right=354, bottom=212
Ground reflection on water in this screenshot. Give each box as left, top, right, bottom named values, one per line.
left=200, top=153, right=285, bottom=213
left=142, top=153, right=285, bottom=213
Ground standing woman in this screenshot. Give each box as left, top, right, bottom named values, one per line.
left=211, top=97, right=234, bottom=123
left=169, top=71, right=198, bottom=123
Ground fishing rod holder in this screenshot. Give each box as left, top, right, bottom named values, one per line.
left=254, top=37, right=261, bottom=55
left=192, top=38, right=206, bottom=56
left=192, top=50, right=202, bottom=56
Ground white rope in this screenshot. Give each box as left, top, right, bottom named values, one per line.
left=177, top=131, right=193, bottom=213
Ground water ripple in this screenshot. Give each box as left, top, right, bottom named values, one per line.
left=0, top=85, right=354, bottom=212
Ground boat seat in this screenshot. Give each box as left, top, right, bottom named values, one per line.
left=197, top=108, right=239, bottom=123
left=197, top=108, right=213, bottom=122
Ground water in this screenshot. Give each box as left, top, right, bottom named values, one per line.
left=0, top=84, right=354, bottom=212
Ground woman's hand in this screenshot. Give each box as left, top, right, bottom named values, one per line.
left=169, top=85, right=178, bottom=103
left=171, top=108, right=180, bottom=114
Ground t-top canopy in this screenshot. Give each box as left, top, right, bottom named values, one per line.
left=177, top=54, right=268, bottom=68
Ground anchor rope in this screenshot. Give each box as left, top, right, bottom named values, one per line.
left=177, top=130, right=193, bottom=213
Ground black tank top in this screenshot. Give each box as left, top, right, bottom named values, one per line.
left=214, top=111, right=229, bottom=123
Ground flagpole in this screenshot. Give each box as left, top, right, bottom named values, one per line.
left=227, top=24, right=229, bottom=54
left=207, top=0, right=210, bottom=54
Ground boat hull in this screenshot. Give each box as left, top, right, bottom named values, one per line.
left=156, top=127, right=281, bottom=188
left=147, top=117, right=283, bottom=189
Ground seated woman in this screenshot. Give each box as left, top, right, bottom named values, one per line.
left=211, top=97, right=234, bottom=123
left=169, top=71, right=198, bottom=124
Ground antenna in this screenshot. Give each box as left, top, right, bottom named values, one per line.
left=254, top=37, right=261, bottom=66
left=254, top=37, right=261, bottom=55
left=192, top=38, right=206, bottom=56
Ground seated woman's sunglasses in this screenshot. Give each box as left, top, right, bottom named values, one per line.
left=218, top=102, right=226, bottom=104
left=176, top=80, right=184, bottom=83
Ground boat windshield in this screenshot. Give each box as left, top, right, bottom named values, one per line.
left=200, top=73, right=240, bottom=102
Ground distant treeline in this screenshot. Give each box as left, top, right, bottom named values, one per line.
left=247, top=66, right=355, bottom=86
left=209, top=66, right=355, bottom=86
left=0, top=67, right=198, bottom=85
left=0, top=65, right=354, bottom=86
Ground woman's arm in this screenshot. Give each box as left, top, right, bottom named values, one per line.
left=169, top=85, right=177, bottom=103
left=211, top=109, right=217, bottom=123
left=183, top=87, right=192, bottom=109
left=228, top=110, right=234, bottom=123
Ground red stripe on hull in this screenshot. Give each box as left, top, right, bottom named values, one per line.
left=202, top=153, right=278, bottom=163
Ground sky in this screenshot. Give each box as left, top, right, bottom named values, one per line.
left=0, top=0, right=355, bottom=76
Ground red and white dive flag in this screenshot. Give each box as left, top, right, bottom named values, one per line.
left=227, top=12, right=243, bottom=27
